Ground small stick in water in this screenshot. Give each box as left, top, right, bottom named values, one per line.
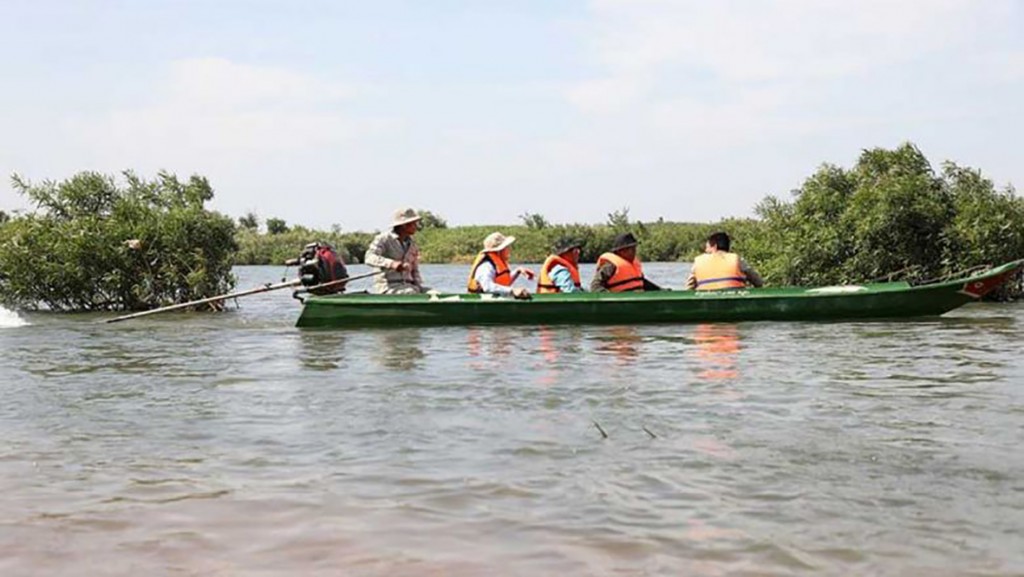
left=593, top=420, right=608, bottom=439
left=642, top=425, right=657, bottom=439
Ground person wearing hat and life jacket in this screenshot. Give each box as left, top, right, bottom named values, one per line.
left=364, top=207, right=431, bottom=294
left=590, top=232, right=665, bottom=292
left=537, top=238, right=584, bottom=294
left=467, top=232, right=534, bottom=299
left=685, top=231, right=764, bottom=291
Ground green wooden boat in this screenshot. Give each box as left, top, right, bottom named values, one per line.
left=295, top=260, right=1024, bottom=328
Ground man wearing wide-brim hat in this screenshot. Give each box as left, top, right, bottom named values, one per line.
left=537, top=237, right=584, bottom=294
left=364, top=207, right=430, bottom=294
left=590, top=232, right=664, bottom=292
left=466, top=232, right=534, bottom=299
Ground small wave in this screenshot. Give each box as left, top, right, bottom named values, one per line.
left=0, top=306, right=28, bottom=328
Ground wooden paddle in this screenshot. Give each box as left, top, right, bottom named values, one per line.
left=104, top=270, right=379, bottom=324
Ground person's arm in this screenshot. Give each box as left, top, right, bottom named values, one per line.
left=740, top=258, right=764, bottom=288
left=685, top=265, right=698, bottom=290
left=409, top=244, right=425, bottom=286
left=475, top=262, right=514, bottom=296
left=510, top=267, right=535, bottom=285
left=549, top=265, right=580, bottom=293
left=589, top=263, right=616, bottom=292
left=364, top=235, right=397, bottom=270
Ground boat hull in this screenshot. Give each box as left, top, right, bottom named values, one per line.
left=295, top=260, right=1024, bottom=328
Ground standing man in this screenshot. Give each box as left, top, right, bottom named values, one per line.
left=537, top=238, right=584, bottom=294
left=364, top=207, right=430, bottom=294
left=590, top=232, right=664, bottom=292
left=685, top=232, right=763, bottom=290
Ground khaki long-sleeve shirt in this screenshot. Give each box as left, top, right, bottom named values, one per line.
left=364, top=231, right=428, bottom=294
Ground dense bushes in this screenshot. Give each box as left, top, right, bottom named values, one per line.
left=749, top=144, right=1024, bottom=298
left=234, top=227, right=374, bottom=265
left=232, top=219, right=763, bottom=266
left=0, top=171, right=237, bottom=311
left=412, top=219, right=765, bottom=264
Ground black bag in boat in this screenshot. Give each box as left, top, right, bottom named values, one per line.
left=296, top=242, right=348, bottom=295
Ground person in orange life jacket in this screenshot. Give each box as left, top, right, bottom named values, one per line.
left=467, top=232, right=535, bottom=300
left=589, top=232, right=664, bottom=292
left=537, top=238, right=584, bottom=294
left=685, top=231, right=764, bottom=291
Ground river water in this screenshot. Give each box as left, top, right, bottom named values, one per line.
left=2, top=264, right=1023, bottom=576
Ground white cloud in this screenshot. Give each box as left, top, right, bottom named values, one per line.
left=565, top=75, right=651, bottom=114
left=537, top=0, right=1024, bottom=223
left=71, top=58, right=394, bottom=159
left=3, top=6, right=1020, bottom=230
left=569, top=0, right=1014, bottom=113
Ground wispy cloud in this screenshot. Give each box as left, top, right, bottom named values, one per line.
left=73, top=58, right=394, bottom=158
left=2, top=3, right=1020, bottom=229
left=573, top=0, right=1010, bottom=92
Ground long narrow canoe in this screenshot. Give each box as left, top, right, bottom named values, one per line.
left=295, top=260, right=1024, bottom=328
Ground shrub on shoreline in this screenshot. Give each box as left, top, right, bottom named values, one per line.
left=0, top=171, right=237, bottom=311
left=749, top=143, right=1024, bottom=298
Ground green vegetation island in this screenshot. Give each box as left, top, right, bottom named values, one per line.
left=2, top=143, right=1023, bottom=311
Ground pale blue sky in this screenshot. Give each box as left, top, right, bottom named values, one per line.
left=2, top=0, right=1022, bottom=231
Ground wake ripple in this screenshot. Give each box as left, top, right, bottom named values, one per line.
left=0, top=306, right=28, bottom=328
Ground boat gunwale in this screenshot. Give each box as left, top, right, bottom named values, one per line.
left=301, top=259, right=1024, bottom=306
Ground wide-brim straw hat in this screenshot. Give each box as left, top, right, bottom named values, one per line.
left=610, top=232, right=639, bottom=252
left=483, top=232, right=516, bottom=252
left=392, top=207, right=422, bottom=228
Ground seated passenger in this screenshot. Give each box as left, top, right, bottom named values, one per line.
left=364, top=207, right=430, bottom=294
left=686, top=232, right=764, bottom=291
left=537, top=238, right=584, bottom=294
left=590, top=232, right=664, bottom=292
left=467, top=232, right=534, bottom=300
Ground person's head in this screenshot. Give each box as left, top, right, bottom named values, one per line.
left=610, top=232, right=639, bottom=261
left=483, top=232, right=516, bottom=259
left=553, top=238, right=582, bottom=265
left=391, top=208, right=422, bottom=238
left=705, top=231, right=731, bottom=253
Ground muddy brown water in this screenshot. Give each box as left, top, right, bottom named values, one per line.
left=2, top=264, right=1022, bottom=576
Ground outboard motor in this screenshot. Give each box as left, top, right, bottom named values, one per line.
left=290, top=242, right=349, bottom=295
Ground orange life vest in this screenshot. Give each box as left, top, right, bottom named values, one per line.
left=537, top=255, right=582, bottom=294
left=467, top=251, right=512, bottom=293
left=693, top=252, right=746, bottom=291
left=596, top=252, right=645, bottom=292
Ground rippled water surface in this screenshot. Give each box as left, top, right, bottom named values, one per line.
left=2, top=264, right=1023, bottom=576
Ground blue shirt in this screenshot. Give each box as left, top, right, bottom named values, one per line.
left=549, top=264, right=582, bottom=293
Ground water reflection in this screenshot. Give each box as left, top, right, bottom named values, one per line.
left=465, top=327, right=519, bottom=368
left=533, top=326, right=585, bottom=386
left=691, top=323, right=741, bottom=382
left=298, top=331, right=348, bottom=371
left=374, top=329, right=425, bottom=371
left=592, top=326, right=642, bottom=365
